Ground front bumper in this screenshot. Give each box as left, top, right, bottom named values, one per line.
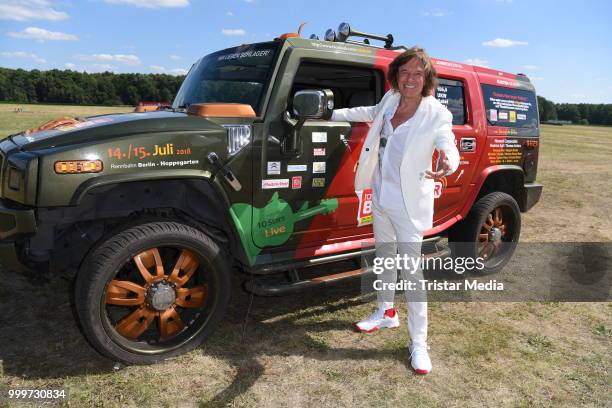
left=522, top=182, right=543, bottom=212
left=0, top=200, right=36, bottom=272
left=0, top=199, right=36, bottom=240
left=0, top=242, right=30, bottom=272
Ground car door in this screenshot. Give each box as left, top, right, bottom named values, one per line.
left=251, top=54, right=384, bottom=257
left=432, top=73, right=484, bottom=226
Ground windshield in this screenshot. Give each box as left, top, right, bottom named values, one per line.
left=172, top=42, right=279, bottom=115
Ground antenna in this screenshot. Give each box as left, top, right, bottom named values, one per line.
left=297, top=22, right=306, bottom=36
left=277, top=22, right=307, bottom=40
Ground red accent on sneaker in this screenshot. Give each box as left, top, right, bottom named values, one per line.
left=383, top=308, right=397, bottom=318
left=355, top=324, right=379, bottom=333
left=413, top=368, right=430, bottom=375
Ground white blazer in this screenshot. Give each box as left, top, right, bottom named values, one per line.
left=332, top=90, right=460, bottom=232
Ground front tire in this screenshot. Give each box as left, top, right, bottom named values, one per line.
left=75, top=221, right=231, bottom=364
left=449, top=192, right=521, bottom=275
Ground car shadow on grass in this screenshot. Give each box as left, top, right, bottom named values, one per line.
left=0, top=266, right=418, bottom=405
left=197, top=273, right=418, bottom=407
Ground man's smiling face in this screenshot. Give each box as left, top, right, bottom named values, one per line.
left=397, top=58, right=425, bottom=100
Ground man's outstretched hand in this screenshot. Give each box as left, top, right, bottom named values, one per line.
left=424, top=150, right=451, bottom=179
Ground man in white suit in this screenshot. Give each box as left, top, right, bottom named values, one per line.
left=331, top=47, right=460, bottom=374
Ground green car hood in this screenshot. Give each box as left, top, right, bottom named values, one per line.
left=9, top=111, right=227, bottom=151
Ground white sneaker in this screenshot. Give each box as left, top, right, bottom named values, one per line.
left=355, top=308, right=400, bottom=333
left=409, top=341, right=432, bottom=374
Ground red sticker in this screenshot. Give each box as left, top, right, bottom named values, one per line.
left=356, top=189, right=373, bottom=226
left=292, top=176, right=302, bottom=189
left=313, top=147, right=326, bottom=156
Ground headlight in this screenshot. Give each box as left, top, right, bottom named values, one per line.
left=223, top=125, right=251, bottom=156
left=8, top=167, right=22, bottom=190
left=2, top=153, right=38, bottom=205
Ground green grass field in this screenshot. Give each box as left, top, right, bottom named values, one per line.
left=0, top=103, right=133, bottom=136
left=0, top=104, right=610, bottom=407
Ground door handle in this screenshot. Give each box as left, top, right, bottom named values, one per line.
left=281, top=111, right=303, bottom=156
left=460, top=137, right=476, bottom=152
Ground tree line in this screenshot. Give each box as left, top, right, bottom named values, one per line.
left=537, top=96, right=612, bottom=125
left=1, top=68, right=611, bottom=125
left=0, top=67, right=184, bottom=106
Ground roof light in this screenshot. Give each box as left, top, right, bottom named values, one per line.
left=324, top=29, right=336, bottom=42
left=337, top=22, right=350, bottom=41
left=330, top=22, right=395, bottom=48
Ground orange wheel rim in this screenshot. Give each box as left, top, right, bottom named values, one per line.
left=105, top=247, right=208, bottom=341
left=478, top=207, right=508, bottom=259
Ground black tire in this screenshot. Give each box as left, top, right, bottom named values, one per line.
left=75, top=221, right=231, bottom=364
left=449, top=192, right=521, bottom=275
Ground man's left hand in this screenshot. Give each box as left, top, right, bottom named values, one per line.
left=424, top=150, right=451, bottom=179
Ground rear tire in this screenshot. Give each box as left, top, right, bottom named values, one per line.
left=449, top=192, right=521, bottom=275
left=75, top=221, right=231, bottom=364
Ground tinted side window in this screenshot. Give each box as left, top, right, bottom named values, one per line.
left=481, top=84, right=538, bottom=128
left=435, top=78, right=465, bottom=125
left=290, top=62, right=383, bottom=111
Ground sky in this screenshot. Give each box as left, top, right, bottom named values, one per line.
left=0, top=0, right=610, bottom=104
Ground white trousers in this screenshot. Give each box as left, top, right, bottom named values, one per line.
left=372, top=198, right=428, bottom=346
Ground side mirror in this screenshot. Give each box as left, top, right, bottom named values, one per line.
left=292, top=89, right=334, bottom=119
left=282, top=89, right=334, bottom=156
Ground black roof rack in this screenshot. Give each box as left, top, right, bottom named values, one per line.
left=322, top=22, right=405, bottom=50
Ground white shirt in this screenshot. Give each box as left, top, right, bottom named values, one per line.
left=373, top=101, right=414, bottom=210
left=330, top=92, right=460, bottom=232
